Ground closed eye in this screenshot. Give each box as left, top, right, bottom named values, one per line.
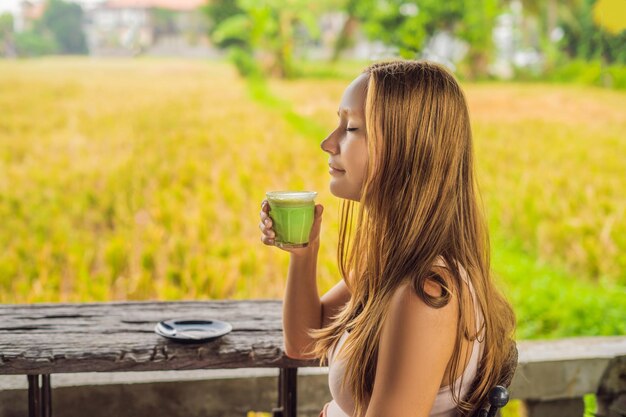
left=346, top=127, right=358, bottom=132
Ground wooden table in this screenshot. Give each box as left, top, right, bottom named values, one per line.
left=0, top=300, right=317, bottom=417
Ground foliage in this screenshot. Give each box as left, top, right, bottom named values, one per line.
left=353, top=0, right=502, bottom=78
left=40, top=0, right=88, bottom=55
left=356, top=0, right=454, bottom=57
left=204, top=0, right=328, bottom=78
left=492, top=235, right=626, bottom=338
left=0, top=12, right=14, bottom=56
left=14, top=29, right=59, bottom=56
left=203, top=0, right=247, bottom=49
left=0, top=13, right=12, bottom=35
left=228, top=46, right=263, bottom=77
left=330, top=0, right=359, bottom=61
left=545, top=59, right=626, bottom=89
left=520, top=0, right=626, bottom=70
left=0, top=0, right=86, bottom=57
left=558, top=0, right=626, bottom=65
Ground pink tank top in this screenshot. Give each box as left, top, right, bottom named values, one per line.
left=325, top=263, right=484, bottom=417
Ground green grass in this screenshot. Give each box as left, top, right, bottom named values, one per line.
left=493, top=234, right=626, bottom=338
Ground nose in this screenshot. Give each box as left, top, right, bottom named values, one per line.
left=321, top=130, right=339, bottom=155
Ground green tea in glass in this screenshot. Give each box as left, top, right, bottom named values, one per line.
left=266, top=191, right=317, bottom=248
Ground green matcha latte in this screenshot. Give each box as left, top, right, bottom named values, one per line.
left=266, top=191, right=317, bottom=248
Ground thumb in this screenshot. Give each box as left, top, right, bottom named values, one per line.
left=314, top=203, right=324, bottom=223
left=309, top=204, right=324, bottom=238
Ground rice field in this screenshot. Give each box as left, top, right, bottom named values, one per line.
left=0, top=58, right=624, bottom=340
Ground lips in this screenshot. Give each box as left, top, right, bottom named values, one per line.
left=329, top=164, right=346, bottom=176
left=328, top=163, right=345, bottom=172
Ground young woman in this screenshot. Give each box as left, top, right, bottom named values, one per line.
left=259, top=60, right=515, bottom=417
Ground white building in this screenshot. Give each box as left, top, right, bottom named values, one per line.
left=84, top=0, right=211, bottom=56
left=0, top=0, right=106, bottom=32
left=1, top=0, right=215, bottom=57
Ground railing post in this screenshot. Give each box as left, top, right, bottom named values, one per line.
left=28, top=375, right=41, bottom=417
left=27, top=374, right=51, bottom=417
left=42, top=374, right=52, bottom=417
left=273, top=367, right=298, bottom=417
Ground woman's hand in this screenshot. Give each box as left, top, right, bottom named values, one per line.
left=259, top=199, right=324, bottom=255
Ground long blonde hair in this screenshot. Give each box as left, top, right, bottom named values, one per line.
left=307, top=60, right=515, bottom=416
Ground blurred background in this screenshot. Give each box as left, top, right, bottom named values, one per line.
left=0, top=0, right=625, bottom=415
left=0, top=0, right=624, bottom=362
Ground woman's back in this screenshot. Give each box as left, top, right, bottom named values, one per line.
left=324, top=261, right=484, bottom=417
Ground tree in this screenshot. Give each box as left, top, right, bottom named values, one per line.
left=353, top=0, right=502, bottom=78
left=331, top=0, right=360, bottom=62
left=519, top=0, right=580, bottom=71
left=558, top=0, right=626, bottom=65
left=41, top=0, right=88, bottom=55
left=14, top=30, right=59, bottom=56
left=203, top=0, right=246, bottom=49
left=0, top=12, right=15, bottom=57
left=456, top=0, right=501, bottom=78
left=205, top=0, right=328, bottom=78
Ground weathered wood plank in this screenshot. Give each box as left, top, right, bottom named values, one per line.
left=0, top=300, right=320, bottom=375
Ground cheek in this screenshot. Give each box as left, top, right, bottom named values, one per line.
left=348, top=141, right=368, bottom=182
left=344, top=138, right=367, bottom=165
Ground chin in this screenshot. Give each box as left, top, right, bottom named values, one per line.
left=329, top=181, right=360, bottom=202
left=329, top=181, right=346, bottom=199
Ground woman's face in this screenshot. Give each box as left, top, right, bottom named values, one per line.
left=321, top=73, right=369, bottom=202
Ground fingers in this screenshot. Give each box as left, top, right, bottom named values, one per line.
left=259, top=200, right=275, bottom=246
left=260, top=200, right=271, bottom=221
left=260, top=234, right=275, bottom=246
left=258, top=219, right=275, bottom=236
left=260, top=224, right=275, bottom=245
left=261, top=199, right=270, bottom=214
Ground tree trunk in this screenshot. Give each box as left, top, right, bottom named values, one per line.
left=331, top=15, right=358, bottom=62
left=273, top=10, right=295, bottom=79
left=467, top=50, right=490, bottom=80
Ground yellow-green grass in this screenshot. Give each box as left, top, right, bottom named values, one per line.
left=0, top=58, right=624, bottom=320
left=0, top=58, right=343, bottom=302
left=0, top=56, right=623, bottom=417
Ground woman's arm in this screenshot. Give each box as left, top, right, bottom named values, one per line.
left=282, top=249, right=322, bottom=359
left=261, top=201, right=352, bottom=359
left=364, top=280, right=458, bottom=417
left=283, top=256, right=352, bottom=359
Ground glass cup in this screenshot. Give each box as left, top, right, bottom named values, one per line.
left=265, top=191, right=317, bottom=248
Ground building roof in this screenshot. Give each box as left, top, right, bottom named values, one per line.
left=105, top=0, right=206, bottom=11
left=22, top=1, right=46, bottom=20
